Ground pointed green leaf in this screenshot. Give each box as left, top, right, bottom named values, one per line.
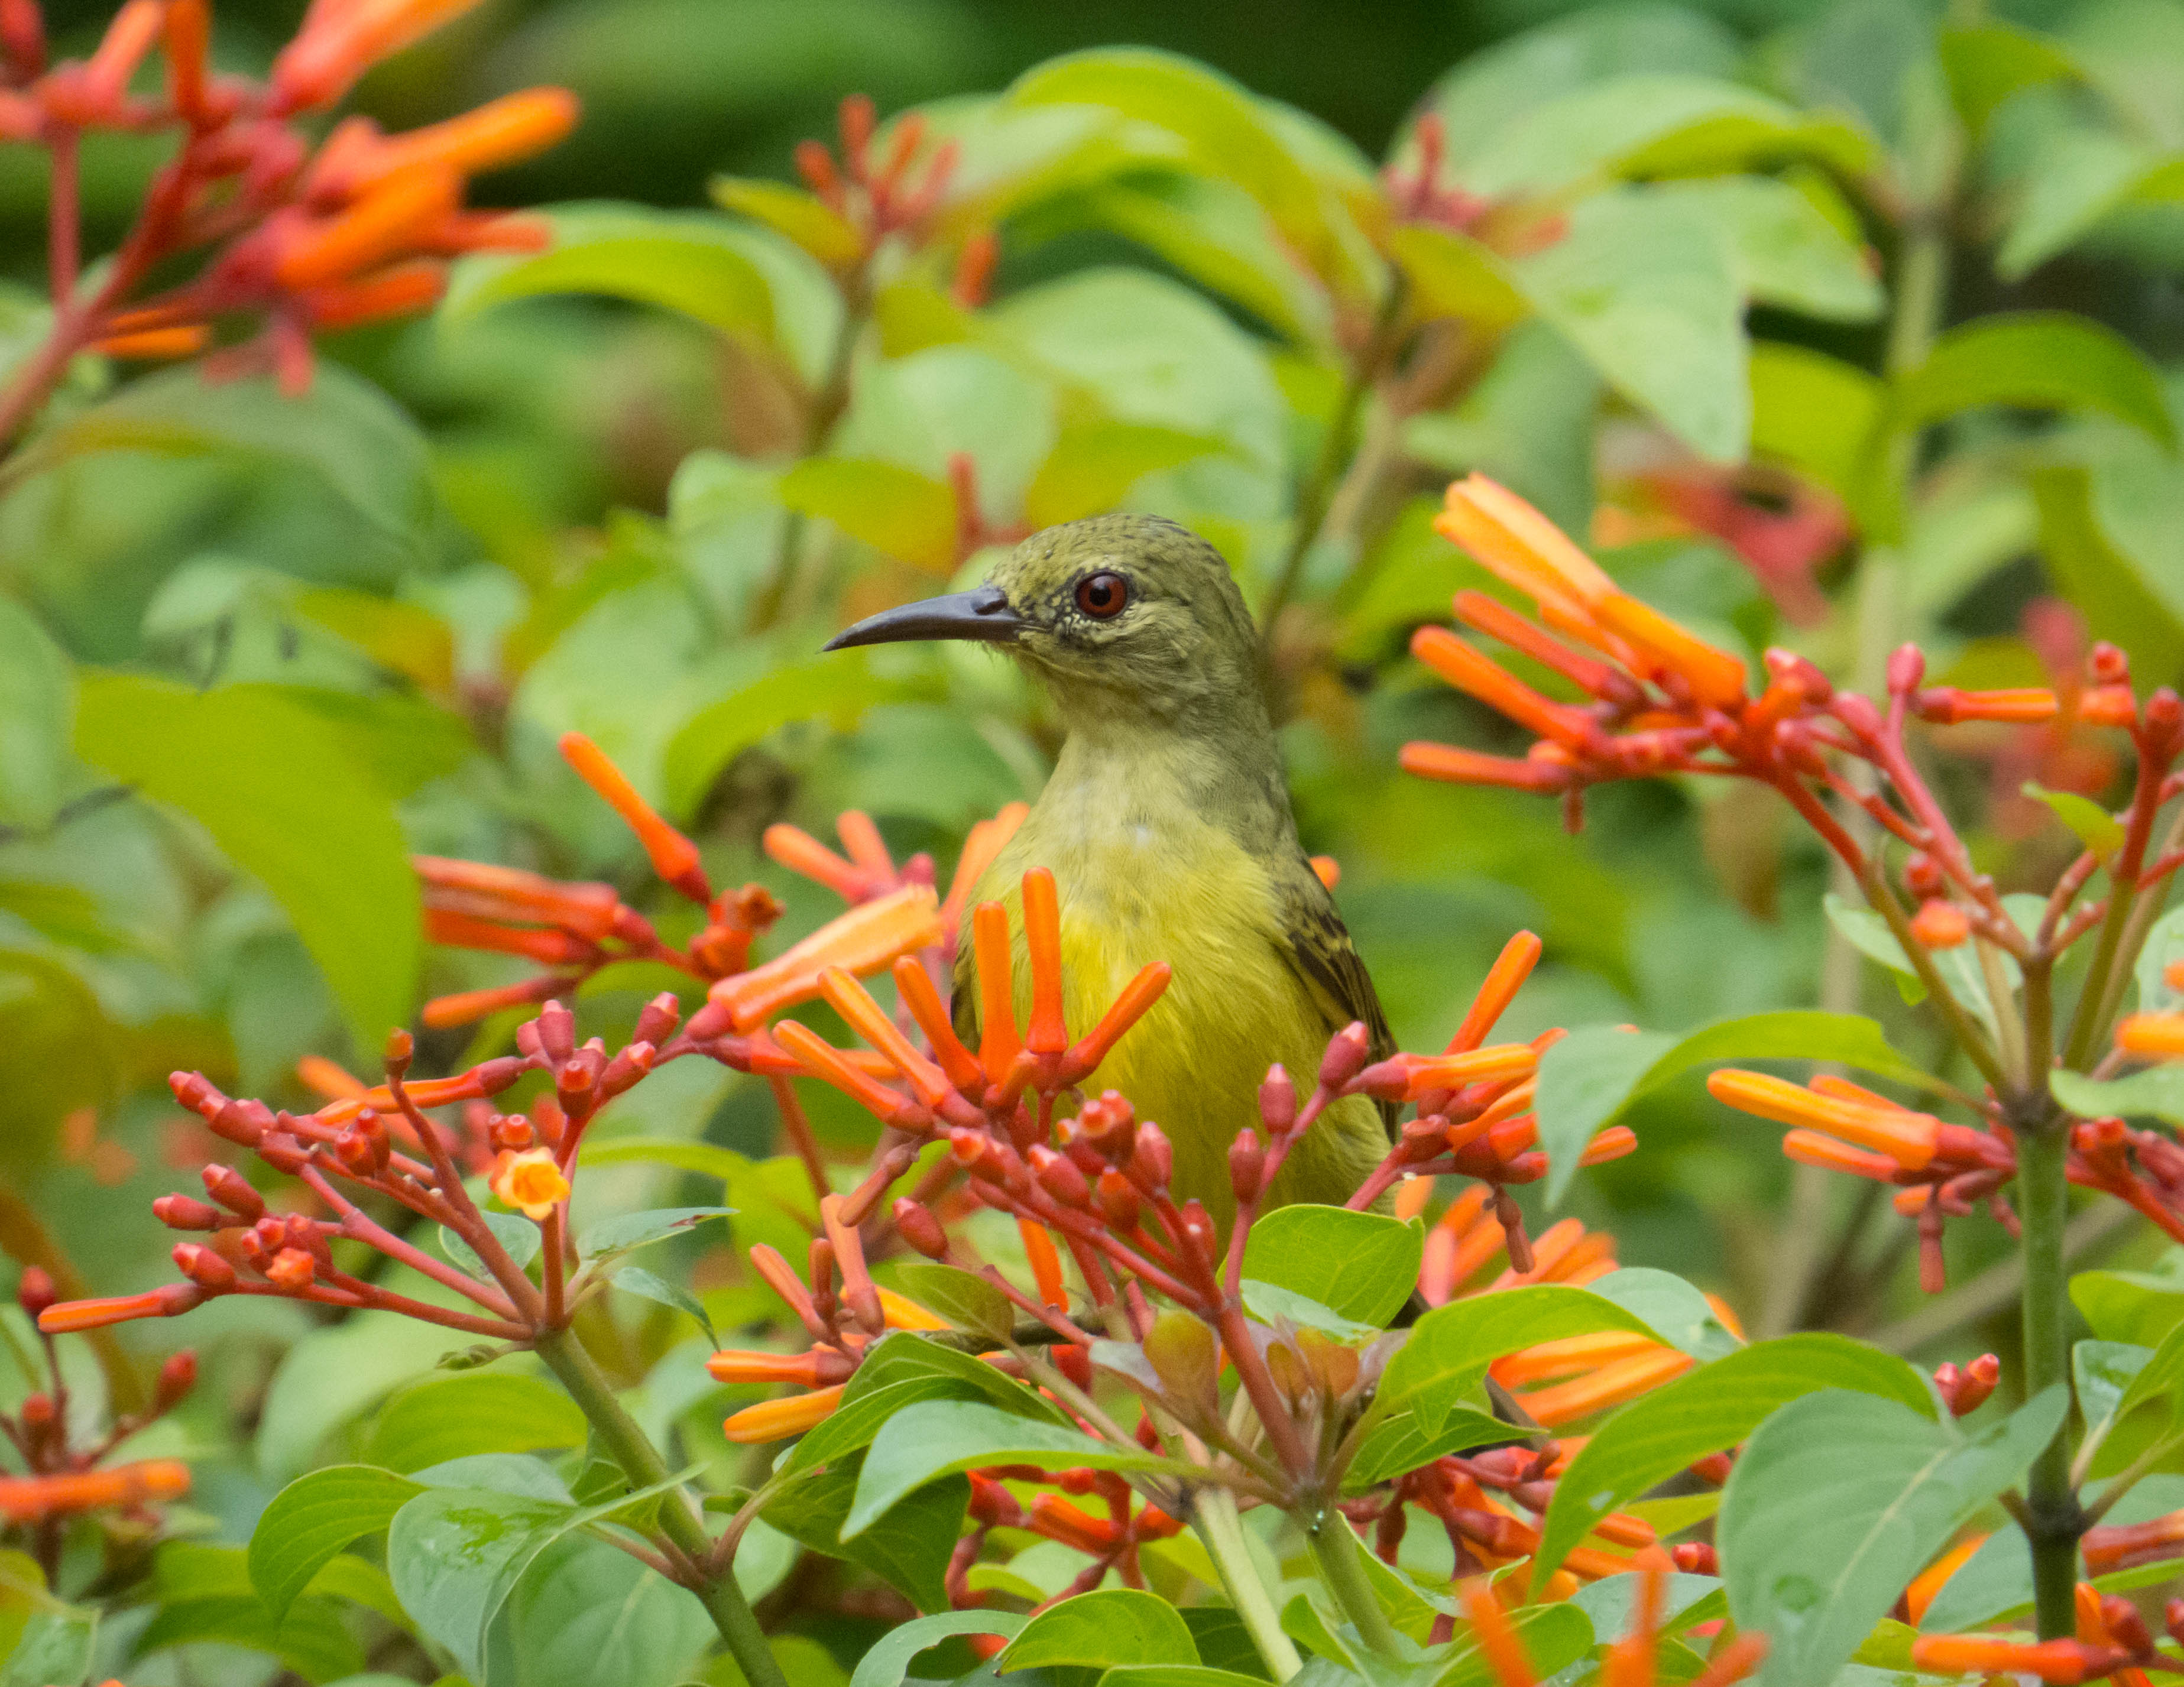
left=999, top=1588, right=1198, bottom=1672
left=845, top=1400, right=1164, bottom=1538
left=247, top=1465, right=423, bottom=1621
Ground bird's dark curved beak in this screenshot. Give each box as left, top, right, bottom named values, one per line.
left=822, top=583, right=1026, bottom=651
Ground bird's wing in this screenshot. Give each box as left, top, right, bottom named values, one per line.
left=1269, top=851, right=1400, bottom=1141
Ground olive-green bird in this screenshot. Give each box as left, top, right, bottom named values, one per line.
left=825, top=513, right=1395, bottom=1226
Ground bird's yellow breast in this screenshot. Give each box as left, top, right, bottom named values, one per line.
left=973, top=754, right=1385, bottom=1228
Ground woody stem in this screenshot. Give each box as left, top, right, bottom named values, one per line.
left=532, top=1326, right=787, bottom=1687
left=2011, top=1105, right=2081, bottom=1639
left=1193, top=1487, right=1302, bottom=1680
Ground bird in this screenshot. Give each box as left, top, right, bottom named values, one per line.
left=824, top=512, right=1396, bottom=1228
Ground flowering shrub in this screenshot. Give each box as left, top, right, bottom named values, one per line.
left=11, top=2, right=2184, bottom=1686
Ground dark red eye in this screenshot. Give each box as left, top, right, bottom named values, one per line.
left=1075, top=572, right=1128, bottom=619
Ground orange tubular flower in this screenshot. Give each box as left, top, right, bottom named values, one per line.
left=773, top=1021, right=925, bottom=1128
left=1706, top=1070, right=1939, bottom=1170
left=39, top=1284, right=202, bottom=1333
left=1449, top=931, right=1543, bottom=1053
left=722, top=1384, right=845, bottom=1444
left=275, top=165, right=461, bottom=290
left=1910, top=900, right=1971, bottom=949
left=0, top=1459, right=192, bottom=1523
left=296, top=1053, right=368, bottom=1101
left=708, top=883, right=942, bottom=1031
left=2117, top=1013, right=2184, bottom=1059
left=877, top=1287, right=951, bottom=1331
left=706, top=1349, right=844, bottom=1388
left=1462, top=1582, right=1539, bottom=1687
left=1058, top=962, right=1171, bottom=1083
left=1493, top=1331, right=1661, bottom=1388
left=1019, top=1218, right=1066, bottom=1307
left=973, top=901, right=1021, bottom=1085
left=422, top=976, right=566, bottom=1029
left=1916, top=686, right=2061, bottom=725
left=559, top=732, right=711, bottom=903
left=490, top=1147, right=569, bottom=1219
left=939, top=802, right=1029, bottom=932
left=93, top=325, right=209, bottom=359
left=766, top=822, right=882, bottom=903
left=819, top=967, right=954, bottom=1108
left=1517, top=1347, right=1694, bottom=1427
left=1391, top=1044, right=1538, bottom=1099
left=304, top=260, right=446, bottom=330
left=271, top=0, right=490, bottom=112
left=339, top=89, right=579, bottom=192
left=1907, top=1636, right=2097, bottom=1683
left=1310, top=855, right=1340, bottom=890
left=1412, top=626, right=1595, bottom=750
left=1399, top=742, right=1574, bottom=793
left=1023, top=868, right=1068, bottom=1055
left=1781, top=1128, right=1900, bottom=1180
left=414, top=857, right=623, bottom=940
left=893, top=956, right=986, bottom=1092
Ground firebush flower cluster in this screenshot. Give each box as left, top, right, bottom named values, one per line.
left=0, top=0, right=574, bottom=440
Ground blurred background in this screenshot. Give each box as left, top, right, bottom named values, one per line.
left=9, top=0, right=2184, bottom=1433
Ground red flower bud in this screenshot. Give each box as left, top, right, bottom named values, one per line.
left=536, top=1000, right=576, bottom=1063
left=201, top=1165, right=265, bottom=1222
left=1229, top=1129, right=1264, bottom=1205
left=1671, top=1542, right=1718, bottom=1574
left=1079, top=1092, right=1136, bottom=1160
left=1904, top=854, right=1943, bottom=898
left=1320, top=1023, right=1373, bottom=1092
left=1178, top=1201, right=1216, bottom=1260
left=15, top=1267, right=53, bottom=1319
left=1886, top=643, right=1926, bottom=694
left=1259, top=1066, right=1297, bottom=1138
left=265, top=1247, right=316, bottom=1291
left=893, top=1198, right=949, bottom=1260
left=155, top=1350, right=197, bottom=1411
left=1095, top=1169, right=1140, bottom=1232
left=154, top=1195, right=223, bottom=1230
left=257, top=1133, right=310, bottom=1173
left=1030, top=1146, right=1089, bottom=1207
left=208, top=1096, right=271, bottom=1146
left=1130, top=1122, right=1172, bottom=1190
left=172, top=1242, right=236, bottom=1292
left=489, top=1115, right=536, bottom=1152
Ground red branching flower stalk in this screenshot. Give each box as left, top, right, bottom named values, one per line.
left=0, top=0, right=577, bottom=442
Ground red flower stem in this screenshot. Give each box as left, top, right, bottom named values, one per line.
left=1213, top=1300, right=1312, bottom=1478
left=300, top=1165, right=517, bottom=1316
left=1770, top=771, right=1868, bottom=880
left=46, top=129, right=78, bottom=307
left=2038, top=849, right=2101, bottom=949
left=997, top=1185, right=1203, bottom=1308
left=2063, top=747, right=2181, bottom=1068
left=226, top=1279, right=531, bottom=1339
left=542, top=1205, right=567, bottom=1328
left=1856, top=860, right=2009, bottom=1090
left=766, top=1075, right=833, bottom=1208
left=976, top=1265, right=1097, bottom=1346
left=388, top=1072, right=545, bottom=1325
left=1059, top=1229, right=1119, bottom=1309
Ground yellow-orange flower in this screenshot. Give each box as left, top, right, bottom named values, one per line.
left=722, top=1384, right=845, bottom=1443
left=491, top=1148, right=569, bottom=1219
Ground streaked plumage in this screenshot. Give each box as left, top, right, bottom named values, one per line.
left=828, top=514, right=1394, bottom=1227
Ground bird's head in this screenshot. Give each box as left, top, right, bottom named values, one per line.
left=824, top=514, right=1265, bottom=731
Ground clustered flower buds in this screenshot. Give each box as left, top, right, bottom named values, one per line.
left=0, top=0, right=574, bottom=434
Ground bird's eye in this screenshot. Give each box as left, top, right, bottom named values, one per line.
left=1075, top=572, right=1129, bottom=619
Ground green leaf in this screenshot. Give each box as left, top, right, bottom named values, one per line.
left=611, top=1265, right=718, bottom=1347
left=2105, top=1315, right=2184, bottom=1446
left=577, top=1136, right=746, bottom=1182
left=1239, top=1206, right=1423, bottom=1328
left=777, top=458, right=957, bottom=574
left=845, top=1400, right=1164, bottom=1539
left=441, top=1209, right=542, bottom=1282
left=2023, top=780, right=2125, bottom=858
left=362, top=1373, right=589, bottom=1474
left=74, top=676, right=419, bottom=1052
left=2031, top=456, right=2184, bottom=687
left=576, top=1205, right=732, bottom=1260
left=1240, top=1282, right=1378, bottom=1342
left=1917, top=1473, right=2184, bottom=1631
left=2075, top=1339, right=2151, bottom=1470
left=1720, top=1386, right=2068, bottom=1687
left=1, top=365, right=437, bottom=557
left=1995, top=125, right=2157, bottom=280
left=662, top=651, right=919, bottom=820
left=1534, top=1334, right=1933, bottom=1588
left=485, top=1529, right=712, bottom=1687
left=711, top=177, right=863, bottom=269
left=1440, top=1602, right=1596, bottom=1687
left=1385, top=223, right=1530, bottom=330
left=1460, top=74, right=1877, bottom=199
left=2072, top=1253, right=2184, bottom=1346
left=2050, top=1066, right=2184, bottom=1127
left=443, top=203, right=776, bottom=342
left=786, top=1330, right=1067, bottom=1478
left=1582, top=1269, right=1741, bottom=1361
left=764, top=1456, right=969, bottom=1613
left=1023, top=419, right=1230, bottom=528
left=1748, top=342, right=1886, bottom=523
left=0, top=601, right=72, bottom=831
left=1102, top=1669, right=1271, bottom=1687
left=248, top=1465, right=423, bottom=1621
left=1534, top=1027, right=1676, bottom=1207
left=1653, top=177, right=1883, bottom=323
left=0, top=1600, right=95, bottom=1687
left=847, top=1610, right=1027, bottom=1687
left=1891, top=314, right=2178, bottom=452
left=1007, top=50, right=1349, bottom=287
left=2136, top=907, right=2184, bottom=1013
left=999, top=1588, right=1199, bottom=1672
left=387, top=1489, right=576, bottom=1680
left=1512, top=187, right=1746, bottom=463
left=1569, top=1571, right=1726, bottom=1643
left=1940, top=20, right=2082, bottom=135
left=889, top=1263, right=1016, bottom=1341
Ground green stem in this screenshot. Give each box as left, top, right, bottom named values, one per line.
left=1302, top=1504, right=1399, bottom=1659
left=534, top=1328, right=787, bottom=1687
left=1261, top=274, right=1407, bottom=634
left=2013, top=1115, right=2082, bottom=1638
left=1193, top=1487, right=1302, bottom=1680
